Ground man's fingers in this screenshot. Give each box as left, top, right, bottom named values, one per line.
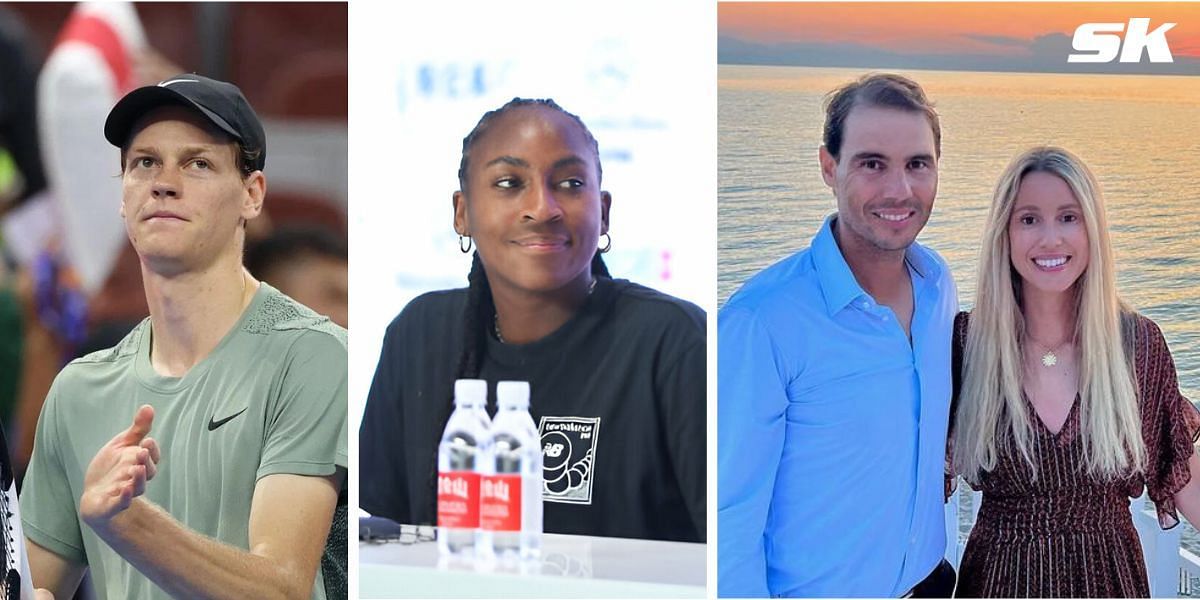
left=129, top=445, right=159, bottom=484
left=119, top=405, right=156, bottom=445
left=141, top=437, right=161, bottom=464
left=80, top=406, right=158, bottom=527
left=117, top=481, right=133, bottom=505
left=129, top=464, right=147, bottom=498
left=143, top=447, right=159, bottom=481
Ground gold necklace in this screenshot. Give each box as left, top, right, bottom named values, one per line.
left=1029, top=335, right=1071, bottom=368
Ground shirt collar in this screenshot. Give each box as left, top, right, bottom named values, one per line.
left=811, top=213, right=942, bottom=317
left=812, top=214, right=866, bottom=316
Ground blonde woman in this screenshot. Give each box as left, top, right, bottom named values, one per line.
left=950, top=147, right=1200, bottom=597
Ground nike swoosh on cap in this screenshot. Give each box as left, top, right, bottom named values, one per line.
left=158, top=78, right=199, bottom=87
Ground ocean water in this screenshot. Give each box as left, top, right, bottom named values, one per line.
left=719, top=65, right=1200, bottom=561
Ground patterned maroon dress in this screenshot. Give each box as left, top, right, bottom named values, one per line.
left=951, top=311, right=1200, bottom=598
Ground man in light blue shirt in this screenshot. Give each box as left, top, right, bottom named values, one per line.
left=718, top=74, right=958, bottom=598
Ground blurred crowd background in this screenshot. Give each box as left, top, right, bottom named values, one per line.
left=0, top=1, right=347, bottom=504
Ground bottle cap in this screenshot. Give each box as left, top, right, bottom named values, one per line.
left=454, top=379, right=487, bottom=407
left=496, top=381, right=530, bottom=410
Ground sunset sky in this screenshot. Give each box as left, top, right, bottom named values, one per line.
left=719, top=3, right=1200, bottom=74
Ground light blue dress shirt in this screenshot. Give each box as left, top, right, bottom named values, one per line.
left=718, top=215, right=957, bottom=598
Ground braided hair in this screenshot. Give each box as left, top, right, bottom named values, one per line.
left=454, top=97, right=610, bottom=380
left=428, top=99, right=612, bottom=522
left=456, top=251, right=611, bottom=380
left=457, top=98, right=602, bottom=192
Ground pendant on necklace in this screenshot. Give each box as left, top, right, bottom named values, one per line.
left=1042, top=351, right=1058, bottom=367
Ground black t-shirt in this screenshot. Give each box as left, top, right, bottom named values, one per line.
left=359, top=277, right=706, bottom=543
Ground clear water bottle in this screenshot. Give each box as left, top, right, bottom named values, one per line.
left=437, top=379, right=490, bottom=557
left=479, top=381, right=542, bottom=560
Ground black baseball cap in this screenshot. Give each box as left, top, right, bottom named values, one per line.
left=104, top=73, right=266, bottom=172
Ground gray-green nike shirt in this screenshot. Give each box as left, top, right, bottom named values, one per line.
left=21, top=283, right=347, bottom=599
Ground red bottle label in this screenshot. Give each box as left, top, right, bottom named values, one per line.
left=437, top=471, right=480, bottom=528
left=480, top=474, right=523, bottom=532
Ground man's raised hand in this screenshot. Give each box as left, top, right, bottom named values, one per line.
left=79, top=405, right=161, bottom=529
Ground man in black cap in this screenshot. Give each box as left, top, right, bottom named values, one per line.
left=19, top=74, right=347, bottom=600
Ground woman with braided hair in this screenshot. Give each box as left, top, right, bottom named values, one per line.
left=359, top=98, right=706, bottom=543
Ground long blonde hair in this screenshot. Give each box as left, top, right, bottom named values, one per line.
left=953, top=147, right=1144, bottom=483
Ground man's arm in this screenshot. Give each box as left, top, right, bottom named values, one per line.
left=26, top=538, right=85, bottom=599
left=717, top=306, right=789, bottom=598
left=88, top=472, right=340, bottom=600
left=22, top=378, right=94, bottom=598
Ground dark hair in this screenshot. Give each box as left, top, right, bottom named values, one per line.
left=456, top=251, right=610, bottom=379
left=244, top=225, right=347, bottom=278
left=456, top=97, right=602, bottom=192
left=822, top=73, right=941, bottom=160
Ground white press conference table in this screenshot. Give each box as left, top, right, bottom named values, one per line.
left=359, top=528, right=705, bottom=598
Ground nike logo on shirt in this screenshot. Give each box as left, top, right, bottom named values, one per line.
left=208, top=408, right=248, bottom=431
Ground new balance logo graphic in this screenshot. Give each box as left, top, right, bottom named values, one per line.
left=538, top=416, right=600, bottom=505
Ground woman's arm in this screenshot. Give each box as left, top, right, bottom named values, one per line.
left=1172, top=451, right=1200, bottom=526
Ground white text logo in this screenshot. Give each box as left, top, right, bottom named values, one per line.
left=482, top=479, right=511, bottom=503
left=438, top=475, right=470, bottom=500
left=1069, top=18, right=1175, bottom=63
